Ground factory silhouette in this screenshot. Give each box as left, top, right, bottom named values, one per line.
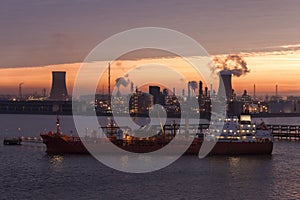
left=0, top=69, right=300, bottom=117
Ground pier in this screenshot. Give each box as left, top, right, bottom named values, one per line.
left=266, top=125, right=300, bottom=141
left=3, top=136, right=43, bottom=146
left=4, top=124, right=299, bottom=146
left=21, top=136, right=43, bottom=143
left=197, top=124, right=300, bottom=141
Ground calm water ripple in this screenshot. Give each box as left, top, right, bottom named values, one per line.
left=0, top=115, right=299, bottom=199
left=0, top=142, right=299, bottom=200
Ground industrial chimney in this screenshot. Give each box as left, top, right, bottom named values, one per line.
left=199, top=81, right=203, bottom=97
left=187, top=81, right=191, bottom=99
left=218, top=70, right=233, bottom=100
left=49, top=71, right=68, bottom=100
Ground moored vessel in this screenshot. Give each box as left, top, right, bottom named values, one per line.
left=40, top=114, right=273, bottom=155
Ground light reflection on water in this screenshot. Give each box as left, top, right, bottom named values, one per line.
left=50, top=155, right=64, bottom=172
left=228, top=156, right=240, bottom=167
left=0, top=115, right=299, bottom=199
left=0, top=140, right=299, bottom=199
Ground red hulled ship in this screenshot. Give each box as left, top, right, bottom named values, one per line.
left=40, top=114, right=273, bottom=156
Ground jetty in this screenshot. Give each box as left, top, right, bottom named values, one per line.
left=3, top=136, right=43, bottom=145
left=3, top=137, right=22, bottom=145
left=266, top=125, right=300, bottom=141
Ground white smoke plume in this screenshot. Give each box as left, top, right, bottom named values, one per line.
left=115, top=77, right=130, bottom=89
left=211, top=54, right=250, bottom=77
left=189, top=81, right=198, bottom=92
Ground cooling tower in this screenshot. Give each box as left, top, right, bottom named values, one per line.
left=49, top=71, right=68, bottom=100
left=218, top=70, right=232, bottom=100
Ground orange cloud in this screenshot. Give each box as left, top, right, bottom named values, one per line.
left=1, top=50, right=300, bottom=96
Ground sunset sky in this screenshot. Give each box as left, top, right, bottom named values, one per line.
left=1, top=0, right=300, bottom=96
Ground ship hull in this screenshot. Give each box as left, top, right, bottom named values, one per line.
left=205, top=141, right=273, bottom=155
left=40, top=134, right=89, bottom=154
left=40, top=134, right=273, bottom=156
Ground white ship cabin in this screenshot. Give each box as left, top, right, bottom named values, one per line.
left=239, top=114, right=257, bottom=136
left=206, top=114, right=269, bottom=142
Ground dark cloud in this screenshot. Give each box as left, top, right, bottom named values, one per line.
left=1, top=0, right=300, bottom=67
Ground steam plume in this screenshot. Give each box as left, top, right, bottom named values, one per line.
left=115, top=77, right=129, bottom=89
left=211, top=54, right=250, bottom=77
left=189, top=81, right=198, bottom=91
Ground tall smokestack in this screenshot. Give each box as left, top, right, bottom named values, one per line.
left=218, top=70, right=232, bottom=100
left=49, top=71, right=68, bottom=100
left=18, top=82, right=24, bottom=100
left=275, top=84, right=278, bottom=96
left=199, top=81, right=203, bottom=97
left=205, top=87, right=208, bottom=97
left=130, top=82, right=134, bottom=93
left=254, top=84, right=256, bottom=99
left=188, top=82, right=191, bottom=99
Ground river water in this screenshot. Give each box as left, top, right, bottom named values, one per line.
left=0, top=114, right=299, bottom=199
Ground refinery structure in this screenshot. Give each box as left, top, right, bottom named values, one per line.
left=0, top=68, right=300, bottom=116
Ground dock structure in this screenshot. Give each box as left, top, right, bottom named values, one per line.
left=3, top=137, right=22, bottom=145
left=266, top=125, right=300, bottom=141
left=21, top=136, right=43, bottom=144
left=3, top=136, right=43, bottom=145
left=197, top=124, right=300, bottom=141
left=123, top=123, right=300, bottom=141
left=3, top=124, right=299, bottom=147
